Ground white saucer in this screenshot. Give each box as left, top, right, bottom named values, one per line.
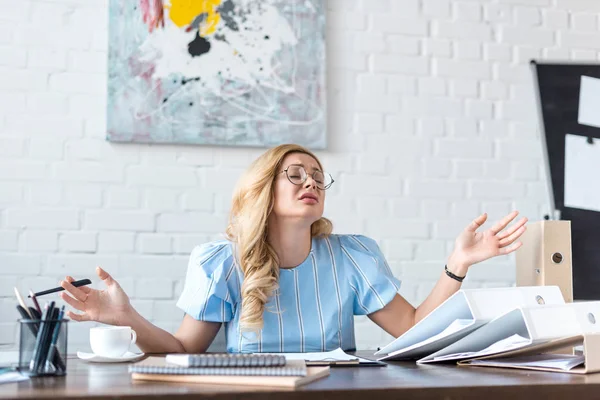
left=76, top=351, right=145, bottom=363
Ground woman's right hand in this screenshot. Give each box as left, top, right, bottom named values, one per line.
left=60, top=267, right=133, bottom=326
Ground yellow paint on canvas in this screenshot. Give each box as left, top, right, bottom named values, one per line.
left=166, top=0, right=221, bottom=36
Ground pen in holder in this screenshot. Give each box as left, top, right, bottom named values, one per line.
left=18, top=317, right=69, bottom=377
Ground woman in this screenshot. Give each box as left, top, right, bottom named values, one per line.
left=59, top=144, right=527, bottom=354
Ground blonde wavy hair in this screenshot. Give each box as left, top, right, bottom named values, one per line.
left=225, top=144, right=333, bottom=333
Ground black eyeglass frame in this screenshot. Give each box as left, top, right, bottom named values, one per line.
left=279, top=164, right=335, bottom=190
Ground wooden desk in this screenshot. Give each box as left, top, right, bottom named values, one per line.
left=3, top=351, right=600, bottom=400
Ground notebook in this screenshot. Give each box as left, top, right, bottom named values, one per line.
left=165, top=353, right=286, bottom=368
left=129, top=357, right=330, bottom=388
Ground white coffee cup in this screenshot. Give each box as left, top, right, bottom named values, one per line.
left=90, top=326, right=137, bottom=358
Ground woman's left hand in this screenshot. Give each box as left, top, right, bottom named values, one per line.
left=447, top=211, right=528, bottom=276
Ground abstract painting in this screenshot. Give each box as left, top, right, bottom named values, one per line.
left=107, top=0, right=326, bottom=149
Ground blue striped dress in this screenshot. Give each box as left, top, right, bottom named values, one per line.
left=176, top=234, right=401, bottom=353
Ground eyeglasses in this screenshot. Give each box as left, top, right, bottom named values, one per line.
left=280, top=164, right=334, bottom=190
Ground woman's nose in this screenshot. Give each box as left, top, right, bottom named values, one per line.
left=304, top=175, right=316, bottom=189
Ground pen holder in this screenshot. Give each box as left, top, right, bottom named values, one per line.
left=18, top=319, right=69, bottom=377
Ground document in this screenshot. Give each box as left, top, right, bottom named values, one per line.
left=0, top=368, right=29, bottom=385
left=265, top=348, right=381, bottom=366
left=578, top=75, right=600, bottom=128
left=433, top=334, right=531, bottom=361
left=564, top=133, right=600, bottom=213
left=469, top=354, right=585, bottom=372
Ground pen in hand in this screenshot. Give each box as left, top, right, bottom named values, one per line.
left=28, top=279, right=92, bottom=298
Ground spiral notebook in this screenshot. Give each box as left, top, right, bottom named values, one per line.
left=129, top=357, right=330, bottom=388
left=165, top=353, right=286, bottom=368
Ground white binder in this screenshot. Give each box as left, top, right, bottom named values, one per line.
left=374, top=286, right=565, bottom=361
left=419, top=301, right=600, bottom=364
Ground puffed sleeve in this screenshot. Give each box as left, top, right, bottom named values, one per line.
left=175, top=240, right=237, bottom=322
left=339, top=235, right=402, bottom=315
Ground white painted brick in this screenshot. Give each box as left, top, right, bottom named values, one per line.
left=0, top=275, right=18, bottom=296
left=526, top=182, right=549, bottom=202
left=436, top=139, right=493, bottom=159
left=456, top=160, right=484, bottom=178
left=0, top=183, right=23, bottom=203
left=138, top=234, right=172, bottom=254
left=451, top=201, right=480, bottom=218
left=560, top=32, right=600, bottom=49
left=107, top=188, right=140, bottom=209
left=6, top=209, right=79, bottom=230
left=0, top=68, right=48, bottom=91
left=181, top=191, right=214, bottom=212
left=454, top=2, right=482, bottom=22
left=0, top=0, right=31, bottom=21
left=0, top=231, right=18, bottom=251
left=29, top=137, right=64, bottom=160
left=500, top=26, right=555, bottom=47
left=98, top=232, right=135, bottom=253
left=27, top=48, right=67, bottom=70
left=5, top=116, right=83, bottom=137
left=515, top=46, right=541, bottom=63
left=27, top=92, right=69, bottom=115
left=365, top=219, right=429, bottom=239
left=420, top=200, right=451, bottom=219
left=144, top=189, right=180, bottom=211
left=470, top=182, right=527, bottom=200
left=544, top=48, right=570, bottom=59
left=466, top=99, right=494, bottom=119
left=391, top=199, right=420, bottom=218
left=30, top=2, right=74, bottom=25
left=481, top=120, right=510, bottom=137
left=356, top=114, right=384, bottom=134
left=59, top=232, right=97, bottom=253
left=366, top=135, right=432, bottom=156
left=449, top=79, right=479, bottom=98
left=354, top=32, right=386, bottom=53
left=556, top=0, right=600, bottom=12
left=0, top=46, right=26, bottom=67
left=53, top=162, right=123, bottom=182
left=356, top=197, right=389, bottom=218
left=434, top=219, right=473, bottom=239
left=418, top=118, right=445, bottom=137
left=434, top=21, right=492, bottom=41
left=0, top=254, right=42, bottom=275
left=153, top=300, right=181, bottom=322
left=21, top=230, right=58, bottom=252
left=407, top=180, right=465, bottom=199
left=65, top=185, right=103, bottom=207
left=381, top=239, right=413, bottom=260
left=502, top=0, right=551, bottom=5
left=370, top=15, right=428, bottom=35
left=128, top=166, right=197, bottom=187
left=454, top=41, right=482, bottom=60
left=571, top=49, right=597, bottom=61
left=203, top=168, right=245, bottom=193
left=46, top=254, right=119, bottom=278
left=418, top=77, right=447, bottom=96
left=449, top=118, right=478, bottom=138
left=434, top=59, right=491, bottom=79
left=328, top=52, right=367, bottom=71
left=0, top=23, right=14, bottom=45
left=484, top=43, right=513, bottom=62
left=357, top=74, right=386, bottom=95
left=482, top=81, right=509, bottom=100
left=25, top=184, right=62, bottom=206
left=68, top=94, right=105, bottom=118
left=512, top=160, right=539, bottom=181
left=157, top=213, right=227, bottom=233
left=130, top=299, right=154, bottom=320
left=389, top=0, right=420, bottom=16
left=384, top=116, right=414, bottom=135
left=49, top=73, right=106, bottom=95
left=86, top=211, right=154, bottom=231
left=423, top=0, right=451, bottom=18
left=142, top=149, right=177, bottom=165
left=0, top=136, right=25, bottom=157
left=515, top=7, right=542, bottom=26
left=372, top=54, right=429, bottom=75
left=355, top=93, right=401, bottom=113
left=341, top=174, right=402, bottom=196
left=387, top=35, right=420, bottom=55
left=0, top=323, right=15, bottom=344
left=177, top=150, right=215, bottom=167
left=498, top=99, right=535, bottom=121
left=423, top=39, right=452, bottom=57
left=414, top=240, right=447, bottom=261
left=543, top=9, right=569, bottom=29
left=120, top=255, right=188, bottom=279
left=403, top=97, right=464, bottom=117
left=423, top=158, right=452, bottom=178
left=68, top=50, right=106, bottom=73
left=485, top=161, right=512, bottom=180
left=326, top=11, right=366, bottom=30
left=173, top=235, right=211, bottom=255
left=484, top=4, right=513, bottom=23
left=387, top=76, right=417, bottom=95
left=357, top=154, right=387, bottom=174
left=0, top=92, right=26, bottom=114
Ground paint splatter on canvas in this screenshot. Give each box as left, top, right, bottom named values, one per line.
left=107, top=0, right=326, bottom=148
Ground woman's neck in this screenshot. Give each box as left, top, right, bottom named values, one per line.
left=267, top=218, right=312, bottom=269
